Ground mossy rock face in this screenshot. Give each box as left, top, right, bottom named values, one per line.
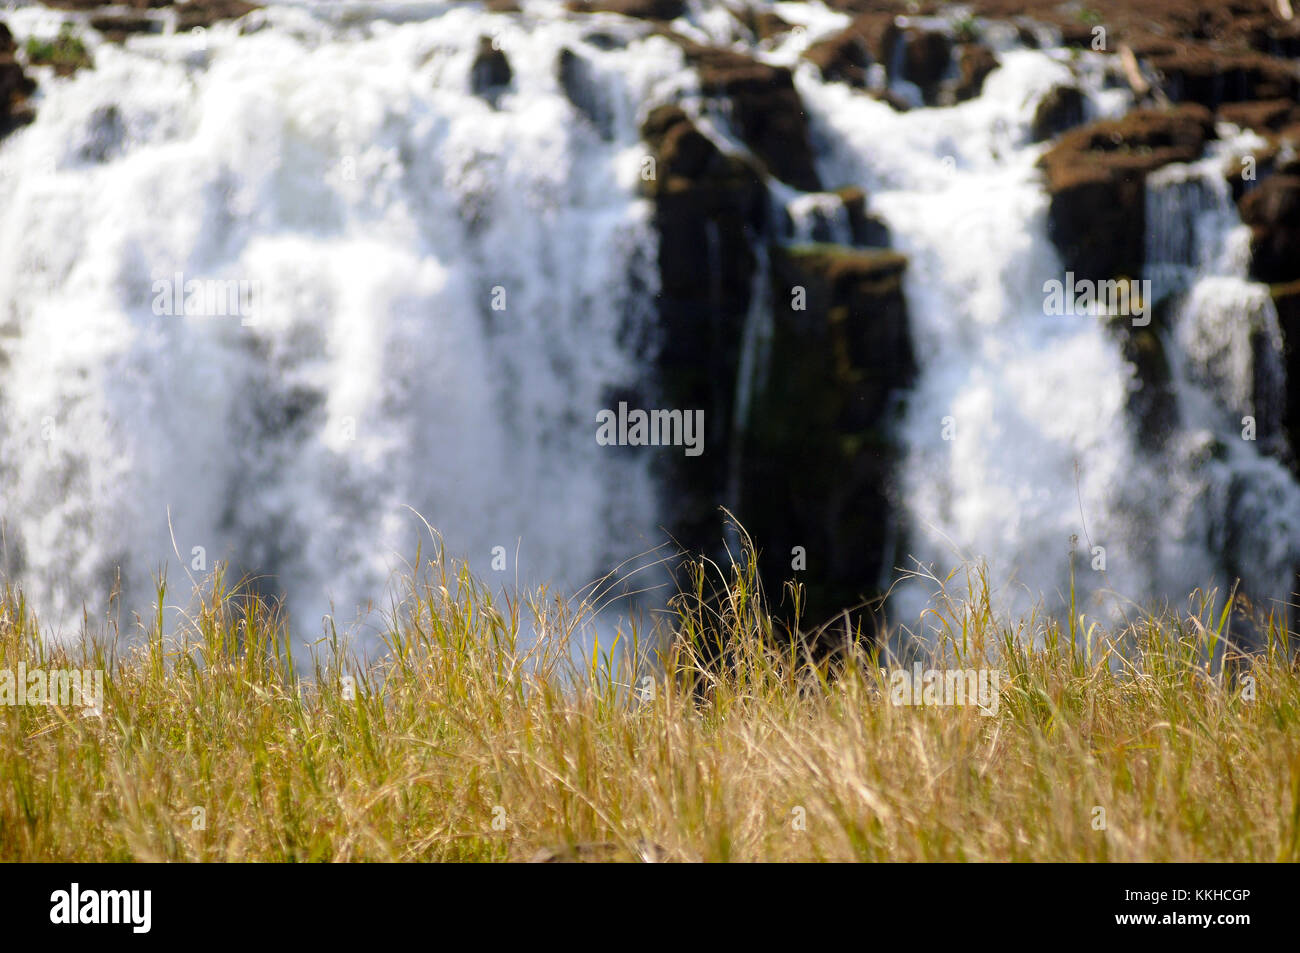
left=779, top=244, right=907, bottom=291
left=24, top=25, right=93, bottom=77
left=833, top=186, right=891, bottom=246
left=737, top=241, right=915, bottom=638
left=639, top=105, right=768, bottom=563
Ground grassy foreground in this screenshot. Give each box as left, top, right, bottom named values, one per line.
left=1, top=540, right=1298, bottom=862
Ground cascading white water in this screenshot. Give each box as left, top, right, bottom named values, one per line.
left=0, top=4, right=688, bottom=639
left=2, top=1, right=1297, bottom=644
left=1146, top=151, right=1300, bottom=613
left=795, top=34, right=1300, bottom=628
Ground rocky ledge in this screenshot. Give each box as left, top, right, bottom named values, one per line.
left=742, top=244, right=915, bottom=641
left=1040, top=104, right=1217, bottom=282
left=0, top=24, right=37, bottom=138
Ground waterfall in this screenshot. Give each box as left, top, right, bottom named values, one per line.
left=1, top=3, right=1297, bottom=644
left=799, top=45, right=1300, bottom=628
left=0, top=4, right=681, bottom=638
left=1147, top=151, right=1300, bottom=613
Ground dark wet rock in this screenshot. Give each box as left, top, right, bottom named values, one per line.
left=818, top=16, right=963, bottom=107
left=1253, top=16, right=1300, bottom=57
left=847, top=11, right=905, bottom=62
left=0, top=23, right=38, bottom=139
left=1040, top=104, right=1215, bottom=281
left=1030, top=84, right=1085, bottom=141
left=32, top=1, right=257, bottom=35
left=484, top=0, right=522, bottom=12
left=558, top=47, right=613, bottom=138
left=1146, top=47, right=1299, bottom=110
left=1239, top=174, right=1300, bottom=284
left=640, top=105, right=767, bottom=554
left=898, top=29, right=951, bottom=103
left=638, top=112, right=903, bottom=637
left=835, top=186, right=891, bottom=247
left=952, top=43, right=998, bottom=102
left=174, top=1, right=260, bottom=31
left=1058, top=20, right=1103, bottom=50
left=39, top=0, right=169, bottom=8
left=1217, top=97, right=1300, bottom=133
left=783, top=188, right=885, bottom=245
left=740, top=243, right=914, bottom=635
left=804, top=29, right=872, bottom=87
left=800, top=13, right=897, bottom=88
left=566, top=0, right=685, bottom=20
left=581, top=31, right=626, bottom=51
left=1274, top=281, right=1300, bottom=478
left=1114, top=309, right=1178, bottom=449
left=90, top=13, right=160, bottom=43
left=470, top=35, right=512, bottom=104
left=735, top=6, right=793, bottom=43
left=677, top=42, right=821, bottom=191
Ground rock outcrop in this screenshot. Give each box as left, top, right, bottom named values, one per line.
left=639, top=99, right=912, bottom=637
left=1030, top=84, right=1086, bottom=142
left=734, top=6, right=793, bottom=44
left=677, top=43, right=821, bottom=192
left=1275, top=282, right=1300, bottom=476
left=1240, top=174, right=1300, bottom=285
left=952, top=43, right=999, bottom=102
left=804, top=29, right=872, bottom=88
left=22, top=22, right=94, bottom=76
left=898, top=28, right=952, bottom=103
left=0, top=23, right=37, bottom=139
left=38, top=0, right=259, bottom=31
left=741, top=244, right=914, bottom=635
left=557, top=47, right=613, bottom=139
left=1040, top=104, right=1215, bottom=281
left=566, top=0, right=684, bottom=21
left=801, top=14, right=1000, bottom=106
left=470, top=35, right=512, bottom=105
left=640, top=105, right=767, bottom=555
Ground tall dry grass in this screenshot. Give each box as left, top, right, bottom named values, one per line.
left=1, top=530, right=1297, bottom=862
